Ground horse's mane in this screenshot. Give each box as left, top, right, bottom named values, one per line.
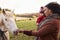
left=5, top=11, right=14, bottom=17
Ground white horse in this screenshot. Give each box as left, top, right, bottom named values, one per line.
left=0, top=9, right=18, bottom=40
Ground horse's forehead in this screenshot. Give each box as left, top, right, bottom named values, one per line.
left=5, top=11, right=14, bottom=16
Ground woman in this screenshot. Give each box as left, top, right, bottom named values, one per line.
left=19, top=2, right=60, bottom=40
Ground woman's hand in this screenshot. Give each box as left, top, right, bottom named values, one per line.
left=19, top=29, right=24, bottom=33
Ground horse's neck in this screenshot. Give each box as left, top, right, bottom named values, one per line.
left=0, top=13, right=4, bottom=24
left=0, top=13, right=3, bottom=25
left=0, top=13, right=7, bottom=31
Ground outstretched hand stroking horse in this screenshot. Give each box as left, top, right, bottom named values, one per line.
left=0, top=9, right=19, bottom=40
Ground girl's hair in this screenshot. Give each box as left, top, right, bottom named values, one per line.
left=45, top=2, right=60, bottom=15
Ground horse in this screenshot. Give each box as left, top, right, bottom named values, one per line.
left=0, top=9, right=18, bottom=40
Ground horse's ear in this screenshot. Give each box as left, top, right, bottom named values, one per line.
left=2, top=9, right=6, bottom=15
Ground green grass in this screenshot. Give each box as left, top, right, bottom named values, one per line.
left=10, top=19, right=37, bottom=40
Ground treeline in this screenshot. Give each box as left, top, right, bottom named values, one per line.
left=16, top=13, right=39, bottom=18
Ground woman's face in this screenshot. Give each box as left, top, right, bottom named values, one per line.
left=44, top=7, right=52, bottom=16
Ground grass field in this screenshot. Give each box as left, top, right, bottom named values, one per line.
left=10, top=19, right=37, bottom=40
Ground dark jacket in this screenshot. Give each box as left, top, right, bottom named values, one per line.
left=32, top=19, right=59, bottom=40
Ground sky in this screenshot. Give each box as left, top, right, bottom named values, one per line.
left=0, top=0, right=60, bottom=14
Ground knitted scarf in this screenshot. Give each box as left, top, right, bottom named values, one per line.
left=38, top=13, right=60, bottom=29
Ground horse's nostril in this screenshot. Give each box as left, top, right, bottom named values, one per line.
left=5, top=19, right=7, bottom=21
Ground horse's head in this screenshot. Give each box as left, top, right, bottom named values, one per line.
left=2, top=9, right=18, bottom=34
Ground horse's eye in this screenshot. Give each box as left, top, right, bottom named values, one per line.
left=5, top=18, right=7, bottom=21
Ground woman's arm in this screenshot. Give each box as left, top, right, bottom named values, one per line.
left=19, top=20, right=57, bottom=37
